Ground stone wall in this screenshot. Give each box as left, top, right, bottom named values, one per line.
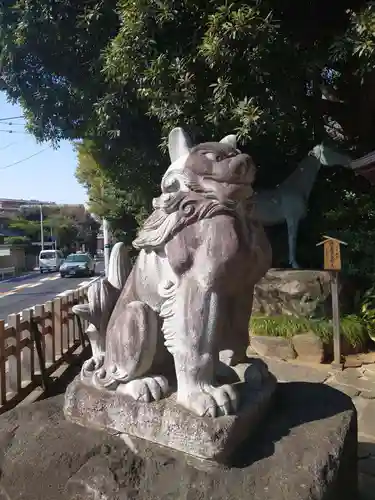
left=0, top=245, right=26, bottom=272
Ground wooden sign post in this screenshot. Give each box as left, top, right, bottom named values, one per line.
left=316, top=235, right=347, bottom=370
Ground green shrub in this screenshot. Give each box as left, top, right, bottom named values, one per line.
left=250, top=314, right=368, bottom=348
left=4, top=236, right=30, bottom=245
left=360, top=286, right=375, bottom=342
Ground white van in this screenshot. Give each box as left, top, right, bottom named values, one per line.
left=39, top=250, right=64, bottom=273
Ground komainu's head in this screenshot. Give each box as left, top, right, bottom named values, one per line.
left=133, top=128, right=257, bottom=250
left=156, top=128, right=257, bottom=209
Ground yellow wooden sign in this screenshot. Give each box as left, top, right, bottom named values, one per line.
left=323, top=239, right=341, bottom=270
left=316, top=235, right=347, bottom=271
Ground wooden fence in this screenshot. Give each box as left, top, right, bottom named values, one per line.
left=0, top=286, right=91, bottom=414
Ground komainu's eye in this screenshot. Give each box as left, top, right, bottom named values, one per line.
left=204, top=152, right=217, bottom=161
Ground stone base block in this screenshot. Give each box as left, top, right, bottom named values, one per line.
left=250, top=334, right=296, bottom=360
left=64, top=362, right=277, bottom=464
left=0, top=381, right=358, bottom=500
left=292, top=332, right=325, bottom=363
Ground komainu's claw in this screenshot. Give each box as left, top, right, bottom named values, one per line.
left=116, top=376, right=170, bottom=402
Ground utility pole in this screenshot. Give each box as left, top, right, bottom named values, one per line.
left=99, top=182, right=111, bottom=277
left=39, top=204, right=44, bottom=250
left=84, top=200, right=110, bottom=276
left=50, top=226, right=55, bottom=249
left=103, top=217, right=110, bottom=276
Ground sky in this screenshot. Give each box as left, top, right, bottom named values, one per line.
left=0, top=92, right=87, bottom=204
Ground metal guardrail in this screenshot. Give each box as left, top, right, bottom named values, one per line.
left=0, top=267, right=15, bottom=280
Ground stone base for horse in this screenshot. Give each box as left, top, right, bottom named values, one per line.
left=0, top=381, right=357, bottom=500
left=63, top=361, right=277, bottom=464
left=252, top=268, right=361, bottom=319
left=252, top=269, right=332, bottom=317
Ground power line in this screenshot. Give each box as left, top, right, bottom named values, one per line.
left=0, top=122, right=25, bottom=127
left=0, top=115, right=24, bottom=121
left=0, top=142, right=16, bottom=151
left=0, top=146, right=52, bottom=170
left=0, top=129, right=29, bottom=134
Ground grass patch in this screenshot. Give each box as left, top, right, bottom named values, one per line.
left=250, top=314, right=367, bottom=348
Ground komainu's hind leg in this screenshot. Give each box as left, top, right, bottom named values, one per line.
left=84, top=301, right=170, bottom=401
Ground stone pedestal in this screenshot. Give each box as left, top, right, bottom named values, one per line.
left=63, top=362, right=277, bottom=464
left=0, top=381, right=357, bottom=500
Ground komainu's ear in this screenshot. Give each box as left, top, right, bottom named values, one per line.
left=220, top=134, right=237, bottom=149
left=168, top=127, right=192, bottom=163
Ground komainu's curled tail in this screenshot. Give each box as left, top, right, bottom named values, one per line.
left=72, top=242, right=132, bottom=379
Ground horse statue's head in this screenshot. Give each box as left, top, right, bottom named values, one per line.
left=310, top=144, right=351, bottom=168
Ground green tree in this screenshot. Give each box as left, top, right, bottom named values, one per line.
left=0, top=0, right=164, bottom=193
left=3, top=2, right=375, bottom=158
left=75, top=139, right=149, bottom=244
left=8, top=217, right=40, bottom=241
left=8, top=205, right=99, bottom=253
left=2, top=1, right=375, bottom=276
left=4, top=235, right=30, bottom=246
left=74, top=210, right=101, bottom=255
left=43, top=214, right=77, bottom=251
left=43, top=209, right=100, bottom=254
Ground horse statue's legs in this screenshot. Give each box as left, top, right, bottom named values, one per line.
left=286, top=216, right=300, bottom=269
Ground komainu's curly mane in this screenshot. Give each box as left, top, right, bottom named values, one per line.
left=133, top=192, right=236, bottom=251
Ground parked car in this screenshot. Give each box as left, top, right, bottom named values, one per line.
left=39, top=249, right=64, bottom=273
left=59, top=253, right=96, bottom=278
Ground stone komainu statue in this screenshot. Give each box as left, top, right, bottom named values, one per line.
left=74, top=128, right=271, bottom=418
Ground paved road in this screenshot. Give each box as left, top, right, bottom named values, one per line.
left=0, top=261, right=104, bottom=320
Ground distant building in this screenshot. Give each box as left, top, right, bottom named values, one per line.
left=0, top=198, right=56, bottom=216
left=0, top=198, right=57, bottom=237
left=0, top=199, right=92, bottom=243
left=0, top=199, right=101, bottom=253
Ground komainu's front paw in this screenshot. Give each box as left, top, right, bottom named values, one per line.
left=177, top=384, right=239, bottom=418
left=82, top=354, right=105, bottom=373
left=116, top=375, right=170, bottom=402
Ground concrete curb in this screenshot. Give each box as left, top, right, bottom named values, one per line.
left=0, top=271, right=38, bottom=284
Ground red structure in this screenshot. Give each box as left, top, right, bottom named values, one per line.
left=351, top=151, right=375, bottom=184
